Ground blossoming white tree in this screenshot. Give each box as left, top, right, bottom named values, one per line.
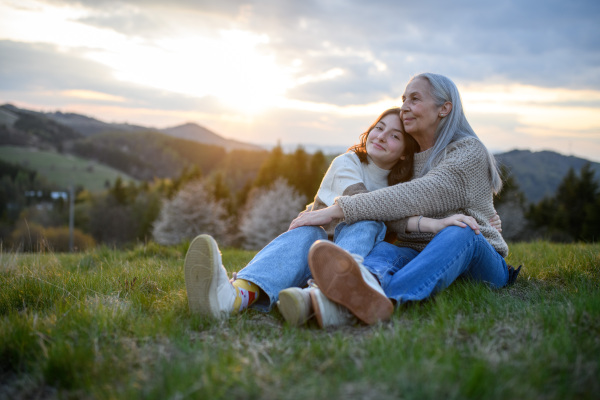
left=152, top=180, right=230, bottom=245
left=239, top=178, right=307, bottom=250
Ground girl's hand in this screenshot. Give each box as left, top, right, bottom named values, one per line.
left=490, top=212, right=502, bottom=232
left=289, top=204, right=344, bottom=230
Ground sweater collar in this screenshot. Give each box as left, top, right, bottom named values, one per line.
left=366, top=154, right=393, bottom=176
left=413, top=147, right=434, bottom=176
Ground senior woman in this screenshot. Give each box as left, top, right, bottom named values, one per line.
left=289, top=73, right=519, bottom=325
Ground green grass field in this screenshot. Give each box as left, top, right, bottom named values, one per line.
left=1, top=241, right=599, bottom=399
left=0, top=146, right=137, bottom=192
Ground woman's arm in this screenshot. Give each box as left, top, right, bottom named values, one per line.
left=406, top=214, right=481, bottom=235
left=337, top=138, right=490, bottom=224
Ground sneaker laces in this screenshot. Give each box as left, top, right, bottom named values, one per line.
left=351, top=254, right=364, bottom=265
left=306, top=278, right=318, bottom=288
left=350, top=253, right=383, bottom=287
left=230, top=271, right=238, bottom=283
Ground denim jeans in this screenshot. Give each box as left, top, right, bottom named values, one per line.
left=236, top=220, right=387, bottom=311
left=364, top=226, right=509, bottom=305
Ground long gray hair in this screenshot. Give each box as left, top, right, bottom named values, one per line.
left=413, top=73, right=503, bottom=194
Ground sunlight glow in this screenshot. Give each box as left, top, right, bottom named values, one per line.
left=86, top=29, right=294, bottom=114
left=461, top=84, right=600, bottom=133
left=61, top=90, right=126, bottom=102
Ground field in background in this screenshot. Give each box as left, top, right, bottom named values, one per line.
left=0, top=146, right=138, bottom=192
left=1, top=241, right=599, bottom=399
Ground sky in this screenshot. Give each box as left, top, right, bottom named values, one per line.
left=1, top=0, right=599, bottom=161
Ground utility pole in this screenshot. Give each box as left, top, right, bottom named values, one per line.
left=69, top=185, right=74, bottom=252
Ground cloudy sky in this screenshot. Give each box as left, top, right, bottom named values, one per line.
left=1, top=0, right=599, bottom=160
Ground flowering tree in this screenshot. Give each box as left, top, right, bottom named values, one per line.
left=239, top=178, right=307, bottom=250
left=152, top=180, right=230, bottom=245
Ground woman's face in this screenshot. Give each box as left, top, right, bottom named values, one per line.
left=366, top=112, right=405, bottom=170
left=400, top=77, right=443, bottom=140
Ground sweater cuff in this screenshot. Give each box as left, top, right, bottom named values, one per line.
left=335, top=196, right=358, bottom=224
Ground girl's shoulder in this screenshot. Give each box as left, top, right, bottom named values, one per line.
left=331, top=151, right=362, bottom=167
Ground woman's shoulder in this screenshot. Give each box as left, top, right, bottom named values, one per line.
left=447, top=136, right=488, bottom=157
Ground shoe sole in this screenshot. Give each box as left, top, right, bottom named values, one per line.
left=308, top=241, right=393, bottom=325
left=309, top=289, right=326, bottom=328
left=184, top=234, right=224, bottom=318
left=277, top=289, right=311, bottom=326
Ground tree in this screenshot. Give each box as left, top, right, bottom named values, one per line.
left=238, top=178, right=307, bottom=250
left=526, top=163, right=600, bottom=242
left=253, top=143, right=285, bottom=189
left=494, top=167, right=528, bottom=241
left=152, top=180, right=230, bottom=245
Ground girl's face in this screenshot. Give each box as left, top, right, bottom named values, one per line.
left=366, top=112, right=406, bottom=170
left=400, top=77, right=444, bottom=140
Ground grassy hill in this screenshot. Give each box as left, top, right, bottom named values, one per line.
left=0, top=241, right=598, bottom=399
left=0, top=146, right=137, bottom=192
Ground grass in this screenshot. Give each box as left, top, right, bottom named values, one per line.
left=0, top=145, right=137, bottom=192
left=1, top=241, right=599, bottom=399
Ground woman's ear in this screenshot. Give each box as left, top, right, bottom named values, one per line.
left=440, top=101, right=453, bottom=117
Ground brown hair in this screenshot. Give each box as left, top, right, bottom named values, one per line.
left=347, top=107, right=420, bottom=185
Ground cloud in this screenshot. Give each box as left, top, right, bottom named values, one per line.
left=0, top=40, right=229, bottom=113
left=29, top=0, right=600, bottom=96
left=2, top=0, right=599, bottom=161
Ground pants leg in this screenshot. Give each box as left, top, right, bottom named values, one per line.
left=364, top=226, right=508, bottom=305
left=333, top=220, right=387, bottom=259
left=236, top=226, right=327, bottom=312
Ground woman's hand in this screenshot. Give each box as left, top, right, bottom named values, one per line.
left=289, top=204, right=344, bottom=230
left=435, top=214, right=480, bottom=235
left=490, top=212, right=502, bottom=232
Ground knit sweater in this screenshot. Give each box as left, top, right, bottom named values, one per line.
left=336, top=137, right=509, bottom=257
left=311, top=152, right=391, bottom=235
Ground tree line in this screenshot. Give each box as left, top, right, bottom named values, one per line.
left=1, top=147, right=599, bottom=252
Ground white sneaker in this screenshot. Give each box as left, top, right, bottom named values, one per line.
left=310, top=288, right=357, bottom=328
left=308, top=240, right=394, bottom=325
left=184, top=234, right=236, bottom=319
left=277, top=280, right=315, bottom=326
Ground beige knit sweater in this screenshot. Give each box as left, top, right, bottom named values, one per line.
left=336, top=137, right=509, bottom=257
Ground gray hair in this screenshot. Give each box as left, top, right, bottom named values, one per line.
left=413, top=73, right=503, bottom=194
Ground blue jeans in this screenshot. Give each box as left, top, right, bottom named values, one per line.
left=364, top=226, right=509, bottom=305
left=236, top=220, right=387, bottom=311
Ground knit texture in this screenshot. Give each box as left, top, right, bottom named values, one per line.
left=336, top=137, right=509, bottom=257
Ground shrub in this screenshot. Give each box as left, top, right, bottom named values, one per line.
left=152, top=179, right=230, bottom=245
left=9, top=222, right=95, bottom=252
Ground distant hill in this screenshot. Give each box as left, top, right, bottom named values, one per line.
left=40, top=106, right=262, bottom=151
left=0, top=145, right=137, bottom=192
left=2, top=103, right=600, bottom=203
left=161, top=123, right=263, bottom=152
left=46, top=111, right=148, bottom=136
left=495, top=149, right=600, bottom=204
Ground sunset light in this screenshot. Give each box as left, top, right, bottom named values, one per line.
left=0, top=0, right=598, bottom=160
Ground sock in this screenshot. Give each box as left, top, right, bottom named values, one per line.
left=231, top=279, right=260, bottom=313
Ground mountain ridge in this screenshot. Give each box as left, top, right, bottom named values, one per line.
left=1, top=103, right=599, bottom=204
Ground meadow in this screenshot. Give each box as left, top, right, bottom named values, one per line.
left=1, top=241, right=598, bottom=399
left=0, top=146, right=137, bottom=192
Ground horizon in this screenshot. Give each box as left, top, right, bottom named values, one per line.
left=1, top=1, right=599, bottom=162
left=5, top=100, right=599, bottom=164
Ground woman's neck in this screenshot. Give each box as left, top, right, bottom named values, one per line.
left=415, top=135, right=435, bottom=151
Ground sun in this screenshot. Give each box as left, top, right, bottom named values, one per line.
left=87, top=29, right=292, bottom=115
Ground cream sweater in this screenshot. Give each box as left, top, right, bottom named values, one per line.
left=336, top=137, right=509, bottom=257
left=311, top=152, right=391, bottom=235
